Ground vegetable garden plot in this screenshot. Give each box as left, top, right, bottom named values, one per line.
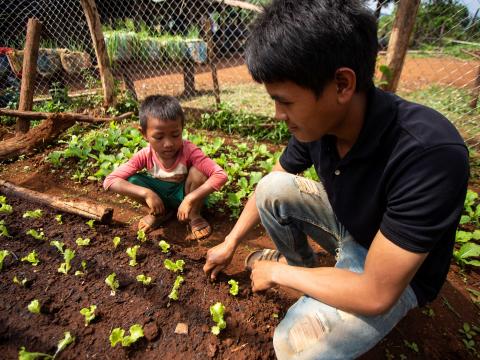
left=0, top=195, right=291, bottom=359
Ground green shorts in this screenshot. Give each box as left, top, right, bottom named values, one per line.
left=128, top=173, right=185, bottom=209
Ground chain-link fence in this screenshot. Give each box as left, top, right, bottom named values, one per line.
left=1, top=0, right=479, bottom=144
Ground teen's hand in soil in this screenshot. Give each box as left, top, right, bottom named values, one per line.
left=145, top=191, right=165, bottom=216
left=204, top=240, right=236, bottom=281
left=177, top=196, right=193, bottom=222
left=251, top=261, right=280, bottom=292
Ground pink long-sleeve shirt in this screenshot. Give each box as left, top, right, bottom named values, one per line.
left=103, top=140, right=227, bottom=191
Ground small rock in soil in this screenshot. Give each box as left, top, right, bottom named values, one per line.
left=201, top=324, right=210, bottom=333
left=174, top=322, right=189, bottom=335
left=144, top=322, right=159, bottom=341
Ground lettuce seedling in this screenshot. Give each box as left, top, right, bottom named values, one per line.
left=18, top=347, right=52, bottom=360
left=0, top=203, right=13, bottom=214
left=164, top=259, right=185, bottom=273
left=27, top=229, right=46, bottom=241
left=75, top=260, right=87, bottom=276
left=52, top=332, right=75, bottom=359
left=105, top=273, right=119, bottom=295
left=0, top=250, right=10, bottom=271
left=21, top=250, right=40, bottom=266
left=158, top=240, right=170, bottom=253
left=85, top=219, right=95, bottom=229
left=137, top=229, right=146, bottom=242
left=126, top=245, right=140, bottom=266
left=228, top=279, right=239, bottom=296
left=109, top=324, right=144, bottom=347
left=50, top=241, right=65, bottom=254
left=28, top=299, right=41, bottom=314
left=0, top=196, right=6, bottom=203
left=0, top=220, right=10, bottom=237
left=80, top=305, right=96, bottom=326
left=210, top=302, right=226, bottom=335
left=23, top=209, right=43, bottom=219
left=75, top=237, right=91, bottom=246
left=168, top=275, right=184, bottom=301
left=112, top=236, right=121, bottom=248
left=58, top=249, right=75, bottom=274
left=55, top=214, right=63, bottom=224
left=13, top=276, right=28, bottom=286
left=136, top=274, right=152, bottom=285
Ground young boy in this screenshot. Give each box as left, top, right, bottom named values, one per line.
left=104, top=95, right=227, bottom=239
left=204, top=0, right=469, bottom=359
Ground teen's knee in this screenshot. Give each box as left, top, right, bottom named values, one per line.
left=256, top=171, right=297, bottom=210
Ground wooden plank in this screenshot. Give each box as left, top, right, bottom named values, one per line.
left=380, top=0, right=420, bottom=92
left=80, top=0, right=115, bottom=107
left=0, top=109, right=134, bottom=123
left=16, top=18, right=42, bottom=134
left=0, top=180, right=113, bottom=223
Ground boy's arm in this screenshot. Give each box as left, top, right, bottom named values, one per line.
left=203, top=160, right=286, bottom=280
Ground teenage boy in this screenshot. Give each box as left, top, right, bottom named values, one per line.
left=204, top=0, right=469, bottom=359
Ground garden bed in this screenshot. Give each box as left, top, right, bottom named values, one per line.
left=0, top=195, right=291, bottom=359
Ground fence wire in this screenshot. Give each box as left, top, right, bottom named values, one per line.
left=0, top=0, right=479, bottom=146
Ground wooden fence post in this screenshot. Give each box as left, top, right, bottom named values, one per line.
left=80, top=0, right=115, bottom=107
left=16, top=18, right=42, bottom=134
left=203, top=18, right=221, bottom=106
left=380, top=0, right=420, bottom=92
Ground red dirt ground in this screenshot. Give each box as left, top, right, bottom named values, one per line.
left=0, top=142, right=479, bottom=359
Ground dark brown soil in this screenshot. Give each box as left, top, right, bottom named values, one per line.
left=0, top=195, right=290, bottom=359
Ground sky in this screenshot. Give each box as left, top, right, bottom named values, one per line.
left=366, top=0, right=480, bottom=17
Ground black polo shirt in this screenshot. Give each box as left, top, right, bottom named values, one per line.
left=279, top=86, right=469, bottom=306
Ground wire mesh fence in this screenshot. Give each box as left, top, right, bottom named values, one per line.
left=0, top=0, right=479, bottom=145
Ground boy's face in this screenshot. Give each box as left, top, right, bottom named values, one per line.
left=265, top=80, right=347, bottom=143
left=142, top=117, right=183, bottom=160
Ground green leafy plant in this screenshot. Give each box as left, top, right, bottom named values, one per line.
left=55, top=214, right=63, bottom=224
left=105, top=273, right=119, bottom=295
left=109, top=324, right=144, bottom=347
left=58, top=249, right=75, bottom=274
left=228, top=279, right=239, bottom=296
left=18, top=331, right=74, bottom=360
left=0, top=202, right=13, bottom=214
left=126, top=245, right=140, bottom=266
left=28, top=299, right=41, bottom=314
left=164, top=259, right=185, bottom=273
left=85, top=219, right=95, bottom=229
left=168, top=275, right=184, bottom=301
left=210, top=302, right=226, bottom=335
left=23, top=209, right=43, bottom=219
left=50, top=241, right=65, bottom=254
left=403, top=340, right=419, bottom=353
left=74, top=260, right=87, bottom=276
left=137, top=229, right=147, bottom=242
left=453, top=242, right=480, bottom=267
left=75, top=237, right=91, bottom=246
left=80, top=305, right=97, bottom=326
left=27, top=229, right=46, bottom=241
left=112, top=236, right=121, bottom=248
left=136, top=274, right=152, bottom=285
left=158, top=240, right=170, bottom=253
left=22, top=250, right=40, bottom=266
left=0, top=220, right=10, bottom=237
left=13, top=276, right=28, bottom=286
left=0, top=250, right=10, bottom=271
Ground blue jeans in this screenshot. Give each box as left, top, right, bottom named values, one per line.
left=255, top=172, right=418, bottom=360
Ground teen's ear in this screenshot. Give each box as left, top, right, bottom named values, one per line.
left=334, top=68, right=356, bottom=104
left=138, top=125, right=147, bottom=139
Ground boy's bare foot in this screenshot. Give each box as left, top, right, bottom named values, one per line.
left=138, top=211, right=173, bottom=233
left=187, top=217, right=212, bottom=241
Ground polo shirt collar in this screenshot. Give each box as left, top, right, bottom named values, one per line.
left=340, top=86, right=398, bottom=162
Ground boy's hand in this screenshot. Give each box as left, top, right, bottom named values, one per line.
left=177, top=196, right=193, bottom=222
left=145, top=191, right=165, bottom=216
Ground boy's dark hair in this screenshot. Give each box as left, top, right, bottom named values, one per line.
left=139, top=95, right=185, bottom=132
left=245, top=0, right=378, bottom=95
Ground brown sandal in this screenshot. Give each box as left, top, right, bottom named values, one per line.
left=244, top=249, right=283, bottom=271
left=187, top=217, right=212, bottom=241
left=139, top=211, right=174, bottom=233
